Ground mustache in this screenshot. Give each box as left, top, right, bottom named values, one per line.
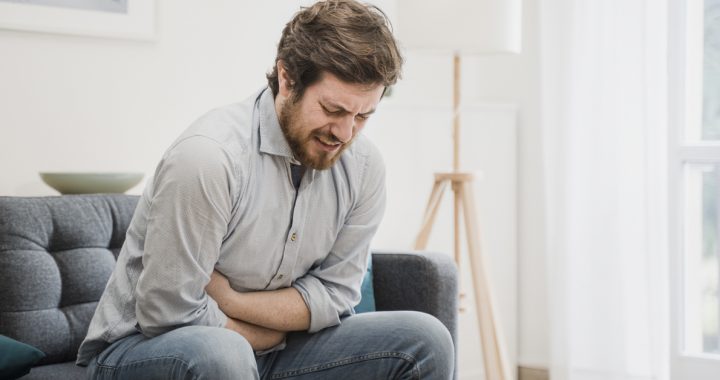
left=312, top=131, right=343, bottom=145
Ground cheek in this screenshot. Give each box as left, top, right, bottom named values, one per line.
left=293, top=114, right=321, bottom=137
left=302, top=112, right=329, bottom=129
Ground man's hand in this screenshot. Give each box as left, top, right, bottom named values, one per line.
left=206, top=271, right=286, bottom=350
left=206, top=270, right=234, bottom=310
left=225, top=317, right=286, bottom=351
left=205, top=270, right=311, bottom=332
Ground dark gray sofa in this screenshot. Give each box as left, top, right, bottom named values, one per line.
left=0, top=194, right=458, bottom=379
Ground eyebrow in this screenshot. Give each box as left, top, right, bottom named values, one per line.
left=320, top=100, right=376, bottom=117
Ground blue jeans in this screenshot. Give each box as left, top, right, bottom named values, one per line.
left=86, top=311, right=454, bottom=379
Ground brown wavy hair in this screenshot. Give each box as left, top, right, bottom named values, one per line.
left=267, top=0, right=403, bottom=100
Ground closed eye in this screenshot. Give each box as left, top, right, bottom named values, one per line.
left=319, top=101, right=373, bottom=121
left=320, top=103, right=344, bottom=116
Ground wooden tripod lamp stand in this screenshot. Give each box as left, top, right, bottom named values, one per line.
left=397, top=1, right=522, bottom=379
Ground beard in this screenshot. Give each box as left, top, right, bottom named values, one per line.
left=278, top=96, right=352, bottom=170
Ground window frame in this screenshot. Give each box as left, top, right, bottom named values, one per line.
left=669, top=0, right=720, bottom=378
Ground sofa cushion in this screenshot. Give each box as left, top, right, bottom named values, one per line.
left=22, top=362, right=87, bottom=380
left=0, top=335, right=45, bottom=379
left=0, top=195, right=139, bottom=365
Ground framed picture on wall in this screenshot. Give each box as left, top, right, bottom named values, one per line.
left=0, top=0, right=155, bottom=40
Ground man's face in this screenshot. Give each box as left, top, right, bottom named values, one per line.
left=278, top=72, right=385, bottom=170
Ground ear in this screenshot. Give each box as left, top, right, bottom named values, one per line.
left=277, top=60, right=293, bottom=99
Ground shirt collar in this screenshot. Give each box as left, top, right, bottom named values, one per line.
left=258, top=87, right=296, bottom=160
left=256, top=87, right=317, bottom=183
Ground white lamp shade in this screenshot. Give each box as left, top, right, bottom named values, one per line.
left=396, top=0, right=522, bottom=54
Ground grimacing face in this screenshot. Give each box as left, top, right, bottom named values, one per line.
left=277, top=70, right=385, bottom=170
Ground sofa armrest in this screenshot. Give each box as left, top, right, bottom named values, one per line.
left=371, top=250, right=458, bottom=347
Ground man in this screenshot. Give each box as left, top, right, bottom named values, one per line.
left=77, top=1, right=454, bottom=378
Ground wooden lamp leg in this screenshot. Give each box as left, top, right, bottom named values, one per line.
left=414, top=178, right=449, bottom=250
left=415, top=173, right=509, bottom=380
left=460, top=181, right=510, bottom=380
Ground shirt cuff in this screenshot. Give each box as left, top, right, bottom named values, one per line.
left=292, top=276, right=342, bottom=333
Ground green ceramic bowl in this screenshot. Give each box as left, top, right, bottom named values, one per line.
left=39, top=172, right=144, bottom=194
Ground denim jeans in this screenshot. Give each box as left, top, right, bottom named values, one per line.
left=86, top=311, right=454, bottom=380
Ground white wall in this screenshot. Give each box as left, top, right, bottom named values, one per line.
left=0, top=1, right=298, bottom=195
left=0, top=0, right=548, bottom=376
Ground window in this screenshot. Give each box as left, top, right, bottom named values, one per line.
left=671, top=0, right=720, bottom=378
left=683, top=163, right=720, bottom=354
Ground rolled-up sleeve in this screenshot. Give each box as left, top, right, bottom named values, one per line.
left=293, top=148, right=386, bottom=333
left=134, top=136, right=237, bottom=337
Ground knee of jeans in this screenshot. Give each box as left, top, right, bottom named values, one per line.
left=402, top=312, right=454, bottom=369
left=400, top=312, right=450, bottom=341
left=180, top=327, right=257, bottom=378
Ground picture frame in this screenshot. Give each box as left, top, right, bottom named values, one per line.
left=0, top=0, right=155, bottom=40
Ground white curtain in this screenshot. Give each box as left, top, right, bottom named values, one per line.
left=541, top=1, right=670, bottom=379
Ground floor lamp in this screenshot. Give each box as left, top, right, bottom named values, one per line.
left=396, top=1, right=522, bottom=379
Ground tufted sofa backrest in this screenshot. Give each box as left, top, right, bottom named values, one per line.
left=0, top=195, right=139, bottom=365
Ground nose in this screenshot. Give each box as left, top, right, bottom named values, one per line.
left=330, top=115, right=354, bottom=144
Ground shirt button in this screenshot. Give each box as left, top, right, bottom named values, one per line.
left=291, top=232, right=297, bottom=241
left=277, top=274, right=284, bottom=280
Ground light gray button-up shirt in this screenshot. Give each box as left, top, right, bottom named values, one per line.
left=76, top=88, right=386, bottom=365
